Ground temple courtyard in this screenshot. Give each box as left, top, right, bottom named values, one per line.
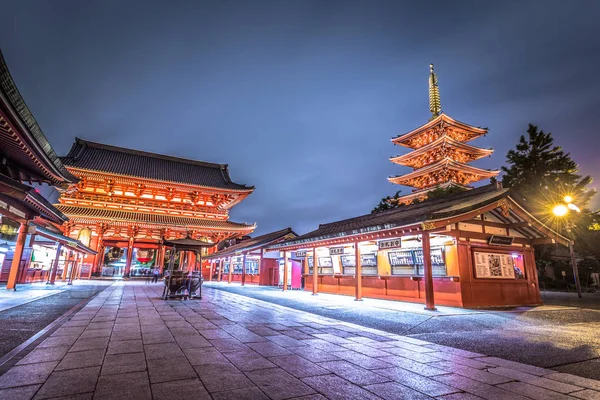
left=0, top=281, right=598, bottom=399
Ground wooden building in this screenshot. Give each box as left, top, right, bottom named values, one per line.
left=0, top=50, right=96, bottom=288
left=205, top=227, right=297, bottom=286
left=56, top=138, right=256, bottom=277
left=389, top=64, right=498, bottom=204
left=267, top=184, right=569, bottom=308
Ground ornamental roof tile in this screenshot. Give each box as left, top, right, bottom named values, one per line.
left=55, top=204, right=254, bottom=231
left=60, top=138, right=253, bottom=190
left=269, top=185, right=511, bottom=248
left=206, top=227, right=296, bottom=258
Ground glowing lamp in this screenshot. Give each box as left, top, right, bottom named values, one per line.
left=553, top=204, right=568, bottom=217
left=564, top=196, right=573, bottom=203
left=567, top=203, right=581, bottom=213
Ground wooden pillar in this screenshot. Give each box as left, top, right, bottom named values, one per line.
left=282, top=251, right=289, bottom=291
left=422, top=232, right=436, bottom=311
left=227, top=256, right=233, bottom=283
left=93, top=232, right=104, bottom=274
left=68, top=253, right=80, bottom=285
left=48, top=243, right=62, bottom=285
left=6, top=223, right=27, bottom=290
left=312, top=247, right=318, bottom=295
left=241, top=253, right=247, bottom=286
left=354, top=241, right=362, bottom=301
left=157, top=244, right=165, bottom=274
left=124, top=237, right=134, bottom=278
left=217, top=259, right=223, bottom=282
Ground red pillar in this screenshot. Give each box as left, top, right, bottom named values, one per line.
left=48, top=243, right=62, bottom=285
left=422, top=232, right=436, bottom=311
left=354, top=241, right=362, bottom=301
left=241, top=253, right=247, bottom=286
left=282, top=251, right=289, bottom=291
left=157, top=244, right=165, bottom=274
left=227, top=257, right=233, bottom=283
left=124, top=237, right=134, bottom=278
left=209, top=261, right=213, bottom=281
left=93, top=233, right=104, bottom=275
left=312, top=247, right=318, bottom=295
left=6, top=223, right=27, bottom=290
left=217, top=259, right=223, bottom=282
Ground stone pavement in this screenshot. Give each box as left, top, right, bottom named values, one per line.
left=1, top=281, right=599, bottom=399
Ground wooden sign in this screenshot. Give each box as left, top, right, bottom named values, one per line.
left=488, top=235, right=514, bottom=246
left=295, top=250, right=307, bottom=258
left=329, top=247, right=345, bottom=255
left=378, top=238, right=401, bottom=250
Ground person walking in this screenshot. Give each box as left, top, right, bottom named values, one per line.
left=152, top=268, right=160, bottom=283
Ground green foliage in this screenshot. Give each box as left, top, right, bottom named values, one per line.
left=371, top=185, right=467, bottom=213
left=372, top=191, right=402, bottom=213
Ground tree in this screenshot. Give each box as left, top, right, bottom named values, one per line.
left=371, top=185, right=467, bottom=213
left=502, top=123, right=599, bottom=259
left=372, top=191, right=402, bottom=213
left=502, top=124, right=596, bottom=215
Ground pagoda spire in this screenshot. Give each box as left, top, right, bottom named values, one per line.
left=429, top=63, right=442, bottom=120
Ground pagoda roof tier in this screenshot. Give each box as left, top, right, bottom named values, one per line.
left=388, top=158, right=498, bottom=189
left=55, top=204, right=255, bottom=232
left=0, top=51, right=78, bottom=185
left=390, top=136, right=493, bottom=168
left=61, top=138, right=254, bottom=191
left=392, top=114, right=487, bottom=149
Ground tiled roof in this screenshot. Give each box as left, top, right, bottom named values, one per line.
left=0, top=50, right=77, bottom=184
left=55, top=205, right=254, bottom=230
left=206, top=227, right=296, bottom=258
left=269, top=185, right=511, bottom=248
left=60, top=138, right=253, bottom=190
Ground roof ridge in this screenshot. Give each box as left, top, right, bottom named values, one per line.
left=71, top=137, right=228, bottom=171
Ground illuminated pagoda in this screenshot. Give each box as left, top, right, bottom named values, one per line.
left=388, top=64, right=498, bottom=204
left=56, top=138, right=256, bottom=277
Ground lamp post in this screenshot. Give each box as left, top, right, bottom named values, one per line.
left=553, top=196, right=582, bottom=298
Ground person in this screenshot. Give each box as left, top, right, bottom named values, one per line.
left=152, top=268, right=160, bottom=283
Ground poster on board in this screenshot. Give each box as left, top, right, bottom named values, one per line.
left=473, top=251, right=515, bottom=279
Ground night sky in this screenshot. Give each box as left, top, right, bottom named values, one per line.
left=1, top=0, right=599, bottom=236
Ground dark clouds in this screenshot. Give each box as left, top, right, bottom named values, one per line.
left=1, top=0, right=599, bottom=235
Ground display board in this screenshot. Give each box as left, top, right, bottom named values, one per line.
left=340, top=255, right=355, bottom=267
left=473, top=251, right=516, bottom=279
left=388, top=250, right=414, bottom=267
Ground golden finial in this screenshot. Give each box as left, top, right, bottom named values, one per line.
left=429, top=63, right=442, bottom=120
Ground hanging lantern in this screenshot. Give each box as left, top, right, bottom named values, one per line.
left=136, top=249, right=155, bottom=263
left=77, top=227, right=92, bottom=247
left=107, top=247, right=124, bottom=261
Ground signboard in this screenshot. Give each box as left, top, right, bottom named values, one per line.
left=361, top=253, right=377, bottom=267
left=413, top=248, right=445, bottom=266
left=308, top=256, right=313, bottom=268
left=378, top=238, right=401, bottom=250
left=388, top=250, right=414, bottom=267
left=340, top=255, right=355, bottom=267
left=295, top=250, right=307, bottom=258
left=318, top=256, right=333, bottom=267
left=488, top=235, right=515, bottom=246
left=329, top=247, right=345, bottom=256
left=473, top=251, right=516, bottom=279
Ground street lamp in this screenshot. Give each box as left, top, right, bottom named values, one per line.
left=553, top=195, right=582, bottom=298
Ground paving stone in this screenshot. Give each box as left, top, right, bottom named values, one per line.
left=16, top=346, right=70, bottom=365
left=210, top=386, right=269, bottom=400
left=489, top=367, right=583, bottom=393
left=174, top=334, right=212, bottom=348
left=433, top=373, right=529, bottom=400
left=318, top=360, right=391, bottom=386
left=379, top=346, right=440, bottom=362
left=245, top=367, right=316, bottom=400
left=373, top=366, right=461, bottom=396
left=37, top=335, right=79, bottom=348
left=429, top=361, right=513, bottom=385
left=147, top=356, right=197, bottom=383
left=264, top=334, right=306, bottom=347
left=102, top=352, right=147, bottom=375
left=571, top=390, right=600, bottom=400
left=424, top=344, right=484, bottom=359
left=0, top=384, right=41, bottom=400
left=144, top=342, right=184, bottom=360
left=198, top=329, right=232, bottom=339
left=0, top=361, right=58, bottom=388
left=332, top=350, right=393, bottom=370
left=184, top=347, right=230, bottom=366
left=34, top=366, right=100, bottom=399
left=69, top=336, right=109, bottom=352
left=142, top=331, right=175, bottom=344
left=428, top=352, right=495, bottom=369
left=94, top=371, right=151, bottom=400
left=437, top=393, right=484, bottom=400
left=50, top=325, right=86, bottom=337
left=79, top=327, right=113, bottom=339
left=340, top=342, right=391, bottom=357
left=298, top=339, right=345, bottom=352
left=246, top=341, right=293, bottom=357
left=55, top=349, right=105, bottom=371
left=195, top=363, right=255, bottom=393
left=110, top=330, right=142, bottom=341
left=378, top=355, right=450, bottom=377
left=301, top=374, right=381, bottom=400
left=223, top=350, right=277, bottom=371
left=151, top=378, right=211, bottom=400
left=107, top=339, right=144, bottom=354
left=268, top=354, right=330, bottom=378
left=473, top=356, right=554, bottom=376
left=210, top=338, right=251, bottom=353
left=545, top=373, right=600, bottom=391
left=289, top=345, right=342, bottom=362
left=363, top=381, right=432, bottom=399
left=498, top=381, right=574, bottom=400
left=278, top=329, right=314, bottom=341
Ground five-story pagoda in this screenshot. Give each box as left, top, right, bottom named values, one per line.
left=389, top=64, right=498, bottom=204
